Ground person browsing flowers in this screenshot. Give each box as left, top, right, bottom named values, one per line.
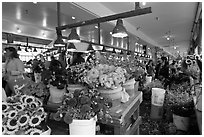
left=4, top=47, right=25, bottom=96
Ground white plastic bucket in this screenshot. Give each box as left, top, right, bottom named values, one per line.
left=69, top=117, right=97, bottom=135
left=151, top=88, right=166, bottom=106
left=173, top=114, right=190, bottom=131
left=146, top=76, right=152, bottom=84
left=49, top=85, right=66, bottom=103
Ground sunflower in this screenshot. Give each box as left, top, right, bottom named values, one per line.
left=5, top=127, right=18, bottom=135
left=8, top=110, right=18, bottom=119
left=2, top=102, right=9, bottom=112
left=29, top=128, right=43, bottom=135
left=186, top=59, right=192, bottom=65
left=29, top=102, right=39, bottom=109
left=2, top=126, right=7, bottom=135
left=40, top=113, right=47, bottom=120
left=15, top=104, right=25, bottom=111
left=18, top=114, right=30, bottom=127
left=24, top=96, right=35, bottom=104
left=29, top=115, right=41, bottom=127
left=36, top=107, right=45, bottom=116
left=20, top=94, right=27, bottom=103
left=35, top=98, right=43, bottom=106
left=7, top=118, right=19, bottom=130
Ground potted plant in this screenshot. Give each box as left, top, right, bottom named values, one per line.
left=166, top=82, right=194, bottom=131
left=2, top=94, right=50, bottom=135
left=53, top=88, right=112, bottom=135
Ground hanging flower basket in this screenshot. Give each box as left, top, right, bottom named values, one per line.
left=49, top=85, right=66, bottom=103
left=69, top=116, right=97, bottom=135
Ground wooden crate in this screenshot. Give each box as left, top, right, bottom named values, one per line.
left=99, top=91, right=143, bottom=135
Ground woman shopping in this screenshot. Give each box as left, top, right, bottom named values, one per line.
left=3, top=47, right=25, bottom=96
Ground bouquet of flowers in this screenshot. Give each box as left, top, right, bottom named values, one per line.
left=166, top=82, right=194, bottom=117
left=53, top=88, right=112, bottom=124
left=2, top=94, right=47, bottom=135
left=83, top=64, right=126, bottom=89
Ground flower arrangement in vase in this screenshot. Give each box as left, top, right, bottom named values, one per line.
left=53, top=88, right=112, bottom=124
left=2, top=94, right=48, bottom=135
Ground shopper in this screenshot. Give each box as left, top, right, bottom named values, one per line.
left=3, top=47, right=25, bottom=96
left=169, top=60, right=177, bottom=76
left=155, top=58, right=162, bottom=80
left=146, top=60, right=155, bottom=78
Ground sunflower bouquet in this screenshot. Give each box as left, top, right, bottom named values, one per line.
left=53, top=88, right=112, bottom=124
left=83, top=64, right=126, bottom=89
left=2, top=94, right=47, bottom=135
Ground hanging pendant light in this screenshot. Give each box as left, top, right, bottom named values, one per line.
left=112, top=19, right=128, bottom=38
left=54, top=30, right=65, bottom=47
left=87, top=43, right=94, bottom=52
left=67, top=28, right=80, bottom=43
left=18, top=46, right=21, bottom=51
left=67, top=43, right=77, bottom=51
left=120, top=50, right=124, bottom=55
left=33, top=47, right=37, bottom=52
left=112, top=48, right=116, bottom=53
left=101, top=46, right=106, bottom=52
left=127, top=50, right=131, bottom=55
left=25, top=47, right=28, bottom=52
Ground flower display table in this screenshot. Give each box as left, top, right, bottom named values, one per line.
left=98, top=91, right=143, bottom=135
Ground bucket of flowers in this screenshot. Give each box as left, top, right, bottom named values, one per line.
left=166, top=82, right=194, bottom=131
left=53, top=88, right=112, bottom=135
left=83, top=63, right=129, bottom=103
left=2, top=94, right=50, bottom=135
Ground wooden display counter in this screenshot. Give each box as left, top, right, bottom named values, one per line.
left=98, top=91, right=143, bottom=135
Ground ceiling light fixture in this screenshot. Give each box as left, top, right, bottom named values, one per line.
left=18, top=46, right=21, bottom=51
left=72, top=16, right=76, bottom=20
left=67, top=28, right=80, bottom=43
left=120, top=50, right=124, bottom=55
left=142, top=2, right=146, bottom=6
left=87, top=43, right=94, bottom=51
left=54, top=30, right=65, bottom=47
left=67, top=43, right=77, bottom=51
left=101, top=46, right=106, bottom=52
left=112, top=48, right=116, bottom=53
left=33, top=47, right=37, bottom=52
left=112, top=19, right=128, bottom=38
left=17, top=28, right=21, bottom=33
left=167, top=37, right=170, bottom=40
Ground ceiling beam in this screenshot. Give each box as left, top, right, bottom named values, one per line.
left=56, top=7, right=152, bottom=31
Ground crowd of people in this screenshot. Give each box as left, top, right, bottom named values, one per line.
left=2, top=46, right=202, bottom=100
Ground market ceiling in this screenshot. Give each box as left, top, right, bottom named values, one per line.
left=2, top=2, right=198, bottom=56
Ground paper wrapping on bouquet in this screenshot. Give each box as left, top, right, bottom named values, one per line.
left=34, top=72, right=42, bottom=83
left=67, top=84, right=86, bottom=93
left=49, top=85, right=66, bottom=103
left=151, top=88, right=166, bottom=106
left=69, top=116, right=97, bottom=135
left=41, top=126, right=52, bottom=135
left=123, top=78, right=136, bottom=97
left=173, top=114, right=190, bottom=131
left=7, top=75, right=31, bottom=95
left=146, top=76, right=152, bottom=84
